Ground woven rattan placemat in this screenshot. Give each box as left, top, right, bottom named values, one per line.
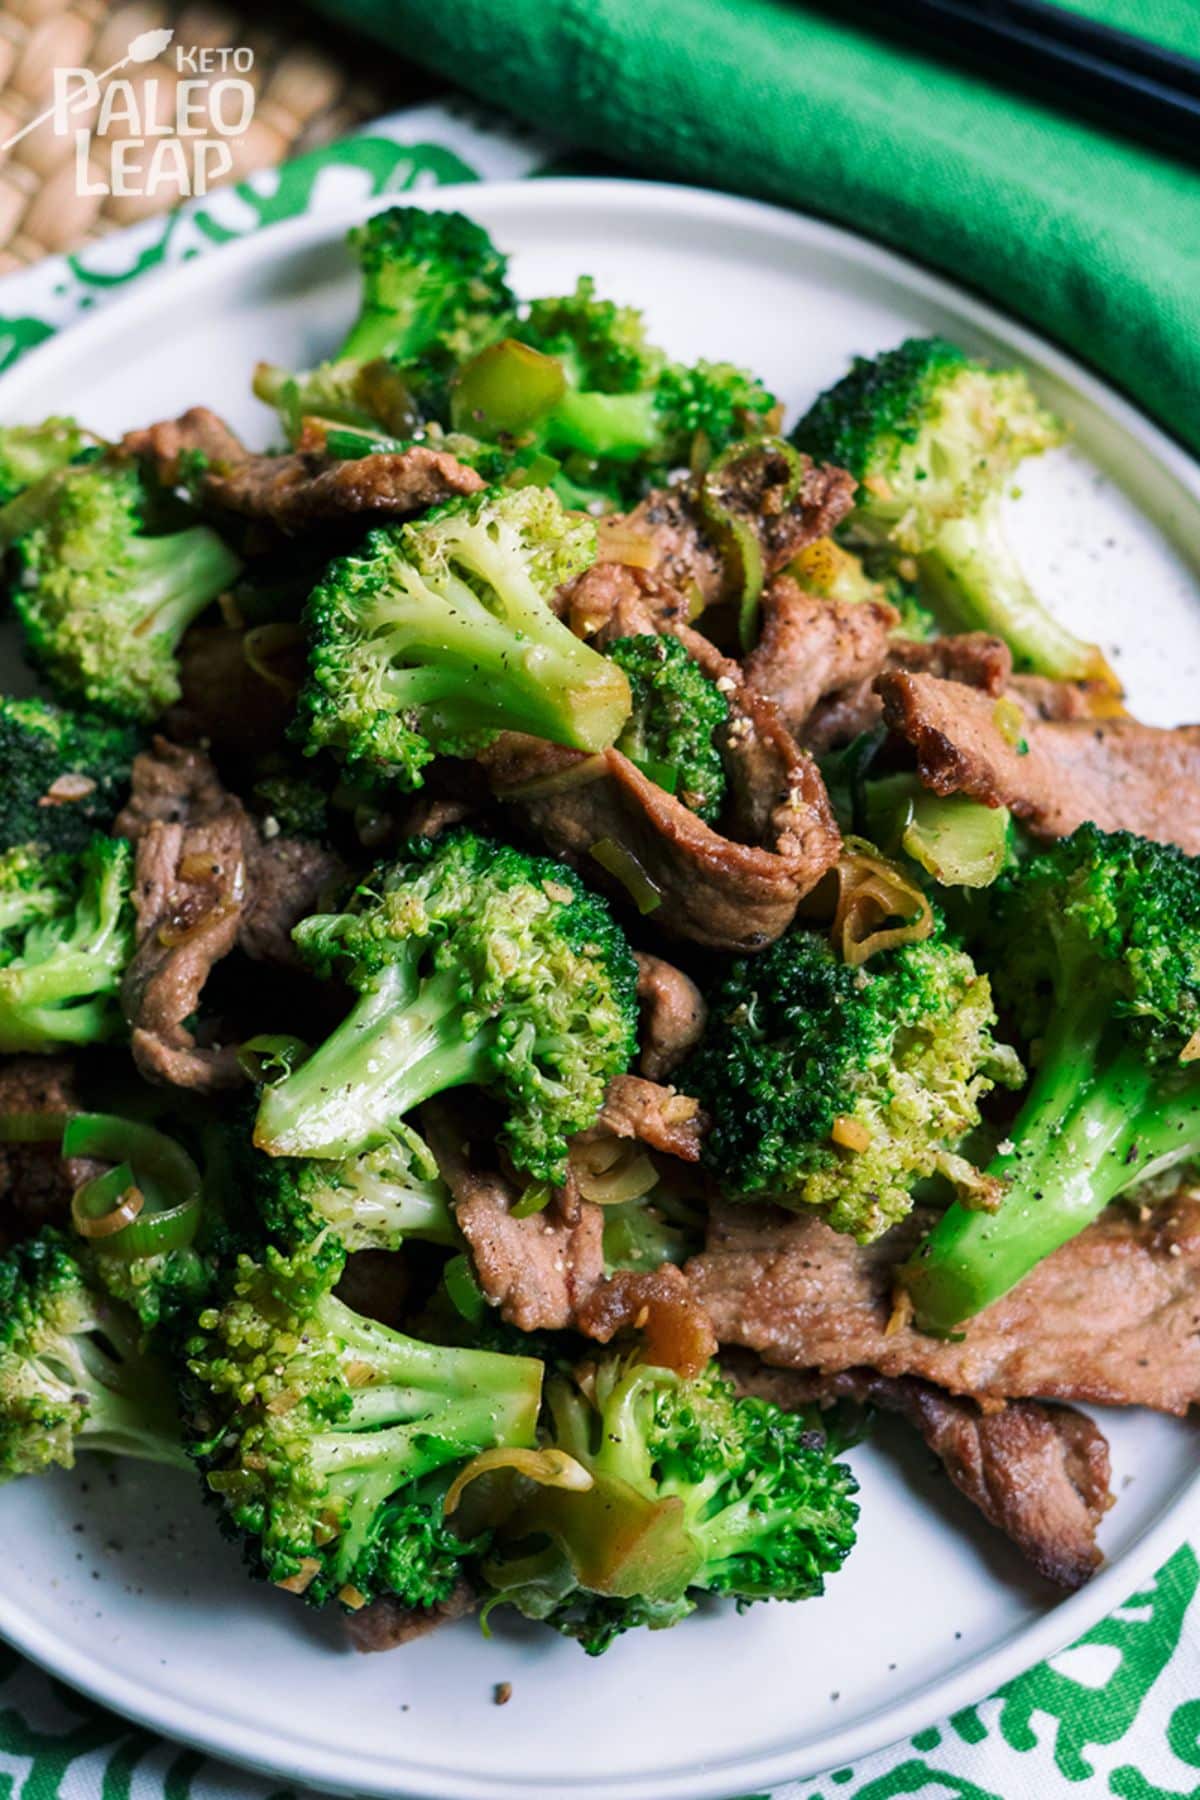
left=0, top=0, right=420, bottom=270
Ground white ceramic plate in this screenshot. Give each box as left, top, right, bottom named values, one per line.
left=1, top=180, right=1199, bottom=1800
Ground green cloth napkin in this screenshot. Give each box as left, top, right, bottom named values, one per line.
left=305, top=0, right=1200, bottom=455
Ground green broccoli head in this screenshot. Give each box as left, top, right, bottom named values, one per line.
left=607, top=634, right=729, bottom=822
left=905, top=825, right=1200, bottom=1331
left=254, top=207, right=515, bottom=440
left=0, top=696, right=139, bottom=855
left=297, top=483, right=631, bottom=790
left=0, top=1229, right=186, bottom=1482
left=0, top=834, right=133, bottom=1053
left=184, top=1235, right=543, bottom=1611
left=516, top=278, right=663, bottom=394
left=249, top=771, right=330, bottom=841
left=790, top=338, right=1108, bottom=685
left=11, top=461, right=242, bottom=721
left=479, top=1353, right=859, bottom=1653
left=0, top=419, right=93, bottom=506
left=254, top=829, right=639, bottom=1184
left=793, top=337, right=1060, bottom=546
left=250, top=1124, right=457, bottom=1253
left=684, top=922, right=1022, bottom=1241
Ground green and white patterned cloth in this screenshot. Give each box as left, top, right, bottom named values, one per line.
left=0, top=99, right=1197, bottom=1800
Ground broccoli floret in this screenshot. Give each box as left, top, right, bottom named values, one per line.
left=791, top=338, right=1111, bottom=684
left=0, top=1229, right=187, bottom=1482
left=249, top=771, right=329, bottom=841
left=478, top=1354, right=858, bottom=1653
left=254, top=207, right=515, bottom=440
left=903, top=825, right=1200, bottom=1330
left=297, top=484, right=631, bottom=791
left=0, top=835, right=133, bottom=1053
left=0, top=419, right=92, bottom=506
left=251, top=1125, right=458, bottom=1253
left=254, top=830, right=638, bottom=1184
left=0, top=696, right=139, bottom=855
left=11, top=461, right=242, bottom=721
left=606, top=634, right=728, bottom=822
left=184, top=1235, right=543, bottom=1610
left=683, top=922, right=1022, bottom=1241
left=504, top=282, right=776, bottom=503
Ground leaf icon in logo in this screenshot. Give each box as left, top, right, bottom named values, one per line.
left=127, top=28, right=174, bottom=63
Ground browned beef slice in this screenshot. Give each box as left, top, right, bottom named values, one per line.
left=119, top=406, right=246, bottom=476
left=735, top=1361, right=1111, bottom=1589
left=0, top=1058, right=90, bottom=1241
left=743, top=576, right=898, bottom=733
left=589, top=1073, right=708, bottom=1163
left=121, top=812, right=249, bottom=1091
left=1009, top=674, right=1121, bottom=722
left=118, top=741, right=337, bottom=1089
left=240, top=836, right=343, bottom=967
left=577, top=1266, right=717, bottom=1378
left=878, top=671, right=1200, bottom=851
left=115, top=738, right=229, bottom=840
left=120, top=405, right=484, bottom=534
left=687, top=1196, right=1200, bottom=1414
left=346, top=1577, right=476, bottom=1653
left=168, top=624, right=304, bottom=757
left=564, top=558, right=692, bottom=644
left=484, top=734, right=839, bottom=952
left=425, top=1105, right=605, bottom=1333
left=634, top=953, right=706, bottom=1080
left=613, top=452, right=855, bottom=612
left=801, top=632, right=1012, bottom=752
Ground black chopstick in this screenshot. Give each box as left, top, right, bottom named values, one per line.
left=833, top=0, right=1200, bottom=167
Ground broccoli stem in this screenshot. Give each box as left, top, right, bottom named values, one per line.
left=128, top=528, right=242, bottom=642
left=903, top=993, right=1186, bottom=1330
left=254, top=962, right=490, bottom=1158
left=919, top=495, right=1114, bottom=685
left=368, top=563, right=631, bottom=754
left=67, top=1308, right=188, bottom=1468
left=546, top=389, right=659, bottom=461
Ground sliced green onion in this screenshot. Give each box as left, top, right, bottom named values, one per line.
left=589, top=837, right=663, bottom=915
left=631, top=757, right=679, bottom=796
left=0, top=1111, right=68, bottom=1144
left=450, top=339, right=566, bottom=438
left=444, top=1252, right=486, bottom=1325
left=72, top=1164, right=143, bottom=1240
left=511, top=1181, right=553, bottom=1220
left=237, top=1034, right=310, bottom=1083
left=701, top=437, right=804, bottom=650
left=63, top=1113, right=201, bottom=1260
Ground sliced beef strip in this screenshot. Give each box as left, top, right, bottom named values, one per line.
left=115, top=738, right=229, bottom=840
left=599, top=453, right=856, bottom=615
left=121, top=811, right=249, bottom=1091
left=564, top=558, right=691, bottom=645
left=588, top=1073, right=709, bottom=1164
left=119, top=405, right=484, bottom=536
left=240, top=835, right=344, bottom=967
left=424, top=1103, right=606, bottom=1334
left=742, top=576, right=898, bottom=735
left=734, top=1360, right=1111, bottom=1590
left=483, top=733, right=839, bottom=953
left=577, top=1266, right=717, bottom=1379
left=878, top=670, right=1200, bottom=852
left=801, top=632, right=1012, bottom=753
left=634, top=953, right=706, bottom=1080
left=117, top=741, right=342, bottom=1090
left=0, top=1057, right=99, bottom=1243
left=687, top=1195, right=1200, bottom=1415
left=346, top=1577, right=477, bottom=1653
left=167, top=623, right=303, bottom=757
left=1009, top=674, right=1122, bottom=723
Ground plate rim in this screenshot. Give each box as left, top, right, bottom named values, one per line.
left=2, top=174, right=1199, bottom=1800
